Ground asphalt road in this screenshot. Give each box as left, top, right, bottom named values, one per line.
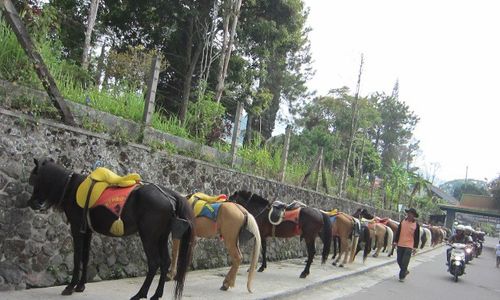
left=294, top=239, right=500, bottom=300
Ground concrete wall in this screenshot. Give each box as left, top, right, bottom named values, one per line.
left=0, top=99, right=399, bottom=291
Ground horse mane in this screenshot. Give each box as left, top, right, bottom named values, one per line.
left=235, top=190, right=270, bottom=206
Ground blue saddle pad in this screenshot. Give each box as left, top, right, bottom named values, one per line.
left=198, top=202, right=223, bottom=221
left=329, top=215, right=337, bottom=223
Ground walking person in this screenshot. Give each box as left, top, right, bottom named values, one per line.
left=393, top=208, right=420, bottom=282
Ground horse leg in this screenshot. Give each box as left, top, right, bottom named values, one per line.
left=388, top=244, right=395, bottom=257
left=340, top=239, right=349, bottom=267
left=258, top=238, right=267, bottom=272
left=167, top=238, right=180, bottom=281
left=131, top=235, right=161, bottom=300
left=300, top=240, right=315, bottom=278
left=221, top=238, right=242, bottom=290
left=75, top=231, right=92, bottom=292
left=151, top=235, right=170, bottom=300
left=62, top=229, right=84, bottom=295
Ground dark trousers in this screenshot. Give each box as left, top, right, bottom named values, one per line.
left=397, top=246, right=412, bottom=279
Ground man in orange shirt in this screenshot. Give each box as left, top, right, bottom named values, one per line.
left=393, top=208, right=420, bottom=282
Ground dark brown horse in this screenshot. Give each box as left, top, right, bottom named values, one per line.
left=229, top=191, right=331, bottom=278
left=27, top=158, right=195, bottom=300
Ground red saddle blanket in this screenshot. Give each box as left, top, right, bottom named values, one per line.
left=94, top=184, right=138, bottom=217
left=283, top=208, right=301, bottom=235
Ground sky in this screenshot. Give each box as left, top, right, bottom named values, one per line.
left=301, top=0, right=500, bottom=184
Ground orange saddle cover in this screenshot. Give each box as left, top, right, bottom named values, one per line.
left=93, top=184, right=138, bottom=217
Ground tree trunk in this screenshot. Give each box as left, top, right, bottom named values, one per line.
left=179, top=16, right=203, bottom=123
left=1, top=0, right=75, bottom=126
left=94, top=41, right=106, bottom=86
left=339, top=54, right=363, bottom=196
left=215, top=0, right=243, bottom=103
left=197, top=0, right=220, bottom=100
left=82, top=0, right=99, bottom=71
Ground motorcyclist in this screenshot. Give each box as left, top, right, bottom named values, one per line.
left=447, top=225, right=472, bottom=266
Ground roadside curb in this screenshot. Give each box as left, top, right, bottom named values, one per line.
left=266, top=245, right=444, bottom=300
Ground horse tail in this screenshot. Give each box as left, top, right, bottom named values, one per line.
left=420, top=231, right=426, bottom=249
left=349, top=220, right=360, bottom=263
left=173, top=195, right=195, bottom=300
left=245, top=213, right=261, bottom=293
left=332, top=236, right=338, bottom=259
left=363, top=227, right=371, bottom=262
left=385, top=226, right=393, bottom=253
left=320, top=212, right=332, bottom=264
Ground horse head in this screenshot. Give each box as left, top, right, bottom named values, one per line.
left=228, top=190, right=252, bottom=206
left=360, top=208, right=374, bottom=219
left=28, top=158, right=71, bottom=210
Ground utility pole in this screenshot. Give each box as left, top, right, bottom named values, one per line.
left=338, top=54, right=364, bottom=196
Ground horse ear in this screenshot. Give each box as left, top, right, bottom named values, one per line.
left=49, top=157, right=55, bottom=163
left=34, top=158, right=39, bottom=166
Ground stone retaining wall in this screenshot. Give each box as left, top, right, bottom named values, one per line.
left=0, top=107, right=399, bottom=291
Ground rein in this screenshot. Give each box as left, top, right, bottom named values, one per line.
left=55, top=172, right=74, bottom=209
left=242, top=193, right=270, bottom=220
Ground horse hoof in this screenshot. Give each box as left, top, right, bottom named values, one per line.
left=299, top=272, right=308, bottom=278
left=220, top=285, right=229, bottom=291
left=61, top=286, right=74, bottom=296
left=372, top=254, right=378, bottom=258
left=75, top=284, right=85, bottom=292
left=257, top=267, right=265, bottom=272
left=332, top=262, right=337, bottom=266
left=339, top=264, right=344, bottom=268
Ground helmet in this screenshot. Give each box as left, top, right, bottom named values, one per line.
left=464, top=225, right=473, bottom=233
left=456, top=225, right=465, bottom=231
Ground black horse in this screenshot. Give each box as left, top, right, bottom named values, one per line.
left=229, top=190, right=331, bottom=278
left=28, top=158, right=195, bottom=300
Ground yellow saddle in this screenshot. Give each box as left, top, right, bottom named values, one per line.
left=187, top=192, right=227, bottom=217
left=76, top=167, right=141, bottom=209
left=321, top=208, right=338, bottom=216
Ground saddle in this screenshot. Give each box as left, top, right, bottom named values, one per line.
left=268, top=200, right=306, bottom=225
left=187, top=192, right=227, bottom=220
left=76, top=167, right=141, bottom=236
left=76, top=167, right=141, bottom=208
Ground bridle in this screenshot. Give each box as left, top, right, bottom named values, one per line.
left=55, top=172, right=74, bottom=209
left=241, top=193, right=271, bottom=220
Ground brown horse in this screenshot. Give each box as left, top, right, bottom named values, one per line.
left=169, top=196, right=261, bottom=292
left=353, top=209, right=394, bottom=257
left=229, top=191, right=331, bottom=278
left=427, top=225, right=444, bottom=246
left=329, top=212, right=360, bottom=267
left=353, top=208, right=398, bottom=257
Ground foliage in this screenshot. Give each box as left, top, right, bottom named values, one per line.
left=440, top=179, right=489, bottom=201
left=105, top=46, right=164, bottom=91
left=185, top=94, right=228, bottom=144
left=369, top=91, right=419, bottom=169
left=487, top=175, right=500, bottom=209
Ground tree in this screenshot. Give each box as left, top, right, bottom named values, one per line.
left=488, top=175, right=500, bottom=209
left=214, top=0, right=243, bottom=103
left=81, top=0, right=99, bottom=71
left=237, top=0, right=312, bottom=142
left=370, top=92, right=419, bottom=170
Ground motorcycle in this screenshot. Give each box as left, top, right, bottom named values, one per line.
left=464, top=244, right=474, bottom=263
left=449, top=243, right=466, bottom=282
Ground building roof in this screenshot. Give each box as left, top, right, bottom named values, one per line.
left=438, top=203, right=500, bottom=218
left=428, top=184, right=459, bottom=205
